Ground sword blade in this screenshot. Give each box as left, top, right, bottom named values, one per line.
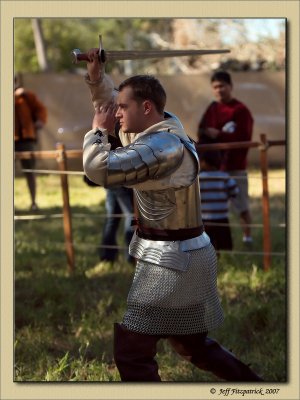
left=105, top=49, right=230, bottom=61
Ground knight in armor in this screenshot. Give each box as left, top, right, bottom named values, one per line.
left=82, top=48, right=263, bottom=382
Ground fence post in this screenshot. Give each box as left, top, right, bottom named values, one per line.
left=259, top=134, right=271, bottom=271
left=56, top=143, right=75, bottom=273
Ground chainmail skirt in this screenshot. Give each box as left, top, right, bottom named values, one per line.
left=122, top=243, right=224, bottom=335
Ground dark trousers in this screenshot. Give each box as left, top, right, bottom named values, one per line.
left=114, top=323, right=263, bottom=382
left=203, top=218, right=233, bottom=251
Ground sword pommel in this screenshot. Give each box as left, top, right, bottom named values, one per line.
left=71, top=49, right=87, bottom=64
left=71, top=48, right=106, bottom=64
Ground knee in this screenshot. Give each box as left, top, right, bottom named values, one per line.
left=114, top=323, right=158, bottom=358
left=113, top=323, right=161, bottom=381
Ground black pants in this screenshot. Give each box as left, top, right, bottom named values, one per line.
left=114, top=323, right=263, bottom=382
left=203, top=218, right=233, bottom=251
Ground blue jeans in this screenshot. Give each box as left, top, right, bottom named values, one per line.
left=100, top=187, right=134, bottom=263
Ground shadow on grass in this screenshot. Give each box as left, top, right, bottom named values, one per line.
left=15, top=265, right=133, bottom=381
left=15, top=203, right=135, bottom=380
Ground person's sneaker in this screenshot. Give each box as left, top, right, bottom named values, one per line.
left=30, top=203, right=39, bottom=212
left=243, top=236, right=253, bottom=248
left=85, top=261, right=113, bottom=278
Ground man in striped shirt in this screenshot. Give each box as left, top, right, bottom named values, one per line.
left=199, top=151, right=238, bottom=252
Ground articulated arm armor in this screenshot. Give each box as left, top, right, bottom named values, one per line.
left=85, top=128, right=206, bottom=269
left=106, top=131, right=184, bottom=187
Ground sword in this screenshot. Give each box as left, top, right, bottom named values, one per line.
left=71, top=34, right=230, bottom=64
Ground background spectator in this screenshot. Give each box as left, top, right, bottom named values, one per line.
left=199, top=150, right=239, bottom=254
left=197, top=70, right=253, bottom=245
left=84, top=127, right=135, bottom=276
left=14, top=75, right=47, bottom=211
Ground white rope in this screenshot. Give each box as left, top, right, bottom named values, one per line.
left=71, top=213, right=135, bottom=218
left=217, top=250, right=285, bottom=256
left=199, top=175, right=285, bottom=181
left=14, top=213, right=135, bottom=221
left=15, top=238, right=285, bottom=256
left=20, top=168, right=286, bottom=180
left=203, top=221, right=286, bottom=228
left=14, top=213, right=285, bottom=228
left=15, top=214, right=64, bottom=220
left=22, top=168, right=85, bottom=176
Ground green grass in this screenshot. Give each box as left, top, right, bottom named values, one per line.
left=14, top=169, right=286, bottom=382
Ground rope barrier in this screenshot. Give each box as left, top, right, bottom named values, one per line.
left=15, top=137, right=286, bottom=272
left=20, top=168, right=286, bottom=180
left=15, top=214, right=64, bottom=220
left=14, top=213, right=135, bottom=220
left=14, top=212, right=286, bottom=228
left=15, top=238, right=286, bottom=257
left=215, top=250, right=285, bottom=256
left=22, top=168, right=85, bottom=176
left=202, top=221, right=286, bottom=228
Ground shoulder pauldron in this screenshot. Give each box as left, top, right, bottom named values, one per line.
left=106, top=131, right=184, bottom=187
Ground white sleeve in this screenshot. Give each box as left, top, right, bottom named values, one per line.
left=83, top=128, right=111, bottom=186
left=84, top=73, right=116, bottom=111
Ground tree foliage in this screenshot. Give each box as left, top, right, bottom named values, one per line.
left=14, top=18, right=170, bottom=73
left=14, top=18, right=285, bottom=74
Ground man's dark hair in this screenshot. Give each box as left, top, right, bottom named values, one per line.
left=211, top=70, right=232, bottom=85
left=118, top=75, right=166, bottom=115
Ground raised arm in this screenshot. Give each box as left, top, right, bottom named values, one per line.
left=84, top=47, right=117, bottom=111
left=83, top=128, right=184, bottom=188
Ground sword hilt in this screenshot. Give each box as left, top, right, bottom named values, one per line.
left=71, top=48, right=106, bottom=64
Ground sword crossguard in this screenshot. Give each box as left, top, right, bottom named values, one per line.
left=98, top=35, right=106, bottom=63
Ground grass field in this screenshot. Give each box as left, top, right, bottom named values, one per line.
left=14, top=168, right=286, bottom=382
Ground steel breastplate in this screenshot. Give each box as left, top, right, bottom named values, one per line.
left=134, top=177, right=203, bottom=231
left=130, top=180, right=206, bottom=271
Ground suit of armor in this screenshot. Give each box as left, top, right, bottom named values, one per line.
left=83, top=73, right=262, bottom=382
left=84, top=106, right=224, bottom=336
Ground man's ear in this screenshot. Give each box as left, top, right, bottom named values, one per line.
left=143, top=100, right=152, bottom=115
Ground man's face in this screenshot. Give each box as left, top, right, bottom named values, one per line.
left=211, top=80, right=232, bottom=103
left=116, top=86, right=147, bottom=134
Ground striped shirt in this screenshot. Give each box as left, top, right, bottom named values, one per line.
left=199, top=171, right=239, bottom=220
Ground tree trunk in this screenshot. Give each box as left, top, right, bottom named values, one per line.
left=31, top=18, right=50, bottom=71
